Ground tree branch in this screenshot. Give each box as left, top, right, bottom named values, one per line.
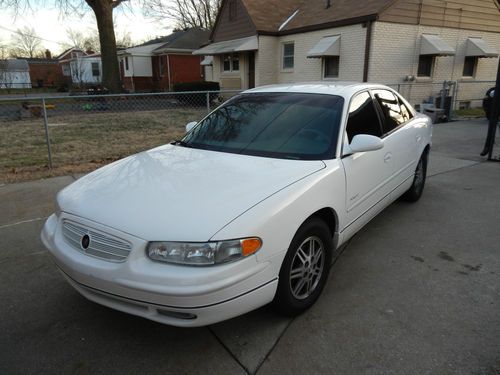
left=111, top=0, right=127, bottom=8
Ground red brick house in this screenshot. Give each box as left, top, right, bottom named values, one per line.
left=118, top=28, right=210, bottom=92
left=21, top=50, right=64, bottom=88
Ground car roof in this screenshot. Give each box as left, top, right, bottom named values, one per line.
left=244, top=82, right=393, bottom=98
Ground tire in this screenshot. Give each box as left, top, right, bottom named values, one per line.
left=401, top=150, right=428, bottom=202
left=273, top=217, right=333, bottom=316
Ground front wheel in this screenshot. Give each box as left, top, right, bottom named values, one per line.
left=273, top=217, right=333, bottom=316
left=402, top=150, right=428, bottom=202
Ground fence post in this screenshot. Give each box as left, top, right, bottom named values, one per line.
left=206, top=92, right=210, bottom=114
left=449, top=81, right=457, bottom=120
left=440, top=81, right=447, bottom=110
left=453, top=81, right=459, bottom=112
left=41, top=97, right=53, bottom=169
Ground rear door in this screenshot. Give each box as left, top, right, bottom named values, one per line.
left=372, top=89, right=418, bottom=189
left=340, top=91, right=394, bottom=237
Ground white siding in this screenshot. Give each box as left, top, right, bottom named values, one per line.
left=131, top=56, right=153, bottom=77
left=0, top=71, right=31, bottom=89
left=70, top=57, right=102, bottom=84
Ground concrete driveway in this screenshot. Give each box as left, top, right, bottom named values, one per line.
left=1, top=120, right=499, bottom=374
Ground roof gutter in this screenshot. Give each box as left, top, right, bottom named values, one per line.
left=258, top=14, right=377, bottom=36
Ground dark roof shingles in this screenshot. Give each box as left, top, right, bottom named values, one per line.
left=239, top=0, right=396, bottom=33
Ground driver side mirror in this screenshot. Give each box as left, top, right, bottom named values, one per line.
left=186, top=121, right=197, bottom=133
left=344, top=134, right=384, bottom=155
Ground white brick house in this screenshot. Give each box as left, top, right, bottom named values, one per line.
left=194, top=0, right=500, bottom=107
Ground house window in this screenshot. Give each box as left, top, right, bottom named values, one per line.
left=417, top=55, right=434, bottom=77
left=222, top=53, right=239, bottom=72
left=125, top=57, right=129, bottom=70
left=324, top=56, right=339, bottom=78
left=229, top=0, right=237, bottom=21
left=62, top=64, right=71, bottom=76
left=462, top=56, right=477, bottom=77
left=282, top=42, right=294, bottom=70
left=91, top=62, right=100, bottom=77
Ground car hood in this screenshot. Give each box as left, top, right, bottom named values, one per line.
left=58, top=144, right=326, bottom=241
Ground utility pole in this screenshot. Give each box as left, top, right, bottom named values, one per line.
left=480, top=58, right=500, bottom=160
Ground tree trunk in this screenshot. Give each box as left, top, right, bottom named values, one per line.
left=86, top=0, right=121, bottom=93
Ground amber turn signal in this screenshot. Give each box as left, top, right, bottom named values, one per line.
left=241, top=238, right=262, bottom=256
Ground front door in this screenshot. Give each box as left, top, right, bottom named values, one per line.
left=340, top=91, right=393, bottom=239
left=248, top=51, right=255, bottom=89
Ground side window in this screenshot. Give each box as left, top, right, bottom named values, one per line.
left=346, top=91, right=382, bottom=143
left=372, top=89, right=407, bottom=134
left=398, top=97, right=413, bottom=123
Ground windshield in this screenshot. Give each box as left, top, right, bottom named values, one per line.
left=181, top=93, right=344, bottom=160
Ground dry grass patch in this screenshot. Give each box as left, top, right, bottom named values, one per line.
left=0, top=108, right=206, bottom=183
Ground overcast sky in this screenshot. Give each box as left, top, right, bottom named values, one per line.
left=0, top=5, right=174, bottom=55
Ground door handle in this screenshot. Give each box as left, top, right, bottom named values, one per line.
left=384, top=153, right=392, bottom=163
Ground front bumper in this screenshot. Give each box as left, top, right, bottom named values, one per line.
left=41, top=213, right=281, bottom=327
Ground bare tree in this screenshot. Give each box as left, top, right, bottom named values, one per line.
left=116, top=30, right=132, bottom=48
left=9, top=26, right=43, bottom=58
left=65, top=28, right=100, bottom=52
left=0, top=39, right=8, bottom=59
left=1, top=0, right=128, bottom=92
left=144, top=0, right=222, bottom=29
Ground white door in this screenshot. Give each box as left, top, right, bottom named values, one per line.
left=340, top=91, right=394, bottom=238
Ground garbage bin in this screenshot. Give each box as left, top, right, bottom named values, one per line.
left=435, top=96, right=452, bottom=120
left=421, top=103, right=445, bottom=124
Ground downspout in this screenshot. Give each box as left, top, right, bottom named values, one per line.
left=363, top=20, right=373, bottom=83
left=167, top=54, right=172, bottom=91
left=130, top=56, right=135, bottom=92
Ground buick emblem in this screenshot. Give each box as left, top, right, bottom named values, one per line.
left=81, top=234, right=90, bottom=250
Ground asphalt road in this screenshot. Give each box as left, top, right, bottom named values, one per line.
left=0, top=119, right=499, bottom=374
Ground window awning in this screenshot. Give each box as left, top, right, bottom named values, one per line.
left=200, top=56, right=213, bottom=66
left=420, top=34, right=455, bottom=56
left=465, top=38, right=498, bottom=58
left=307, top=35, right=341, bottom=58
left=193, top=36, right=258, bottom=55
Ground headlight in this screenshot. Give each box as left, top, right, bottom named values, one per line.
left=146, top=238, right=262, bottom=266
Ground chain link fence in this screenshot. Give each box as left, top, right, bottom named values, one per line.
left=0, top=81, right=495, bottom=183
left=0, top=90, right=241, bottom=183
left=388, top=80, right=495, bottom=114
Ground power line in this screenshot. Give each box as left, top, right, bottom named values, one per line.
left=0, top=25, right=67, bottom=46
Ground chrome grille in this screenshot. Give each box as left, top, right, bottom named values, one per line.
left=62, top=220, right=132, bottom=262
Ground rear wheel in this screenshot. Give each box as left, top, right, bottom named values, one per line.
left=402, top=150, right=428, bottom=202
left=273, top=217, right=332, bottom=316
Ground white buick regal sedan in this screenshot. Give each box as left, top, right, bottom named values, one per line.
left=41, top=83, right=432, bottom=327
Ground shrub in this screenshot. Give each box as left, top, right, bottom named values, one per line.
left=173, top=81, right=220, bottom=92
left=173, top=81, right=220, bottom=106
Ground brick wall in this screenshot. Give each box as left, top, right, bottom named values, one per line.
left=167, top=54, right=204, bottom=86
left=254, top=25, right=367, bottom=86
left=370, top=21, right=500, bottom=107
left=28, top=62, right=64, bottom=87
left=275, top=24, right=367, bottom=84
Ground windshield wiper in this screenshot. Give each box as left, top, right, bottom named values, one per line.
left=171, top=140, right=192, bottom=148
